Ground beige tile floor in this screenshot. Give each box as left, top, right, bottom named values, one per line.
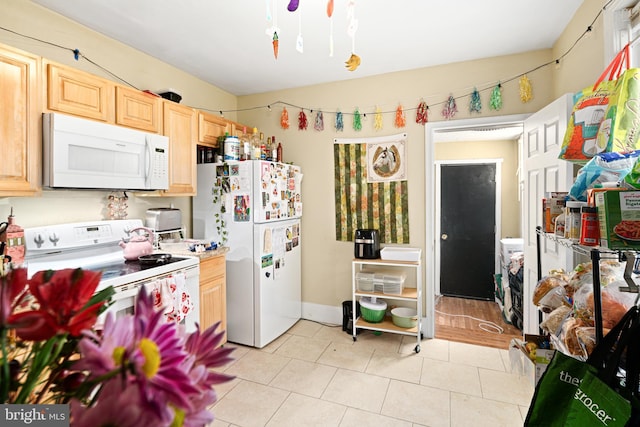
left=208, top=320, right=534, bottom=427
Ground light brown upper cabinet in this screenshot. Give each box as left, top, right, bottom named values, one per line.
left=229, top=121, right=251, bottom=139
left=0, top=44, right=41, bottom=196
left=115, top=86, right=162, bottom=133
left=162, top=101, right=197, bottom=196
left=45, top=61, right=115, bottom=123
left=198, top=111, right=229, bottom=147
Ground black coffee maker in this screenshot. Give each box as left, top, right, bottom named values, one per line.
left=354, top=229, right=380, bottom=259
left=342, top=301, right=361, bottom=335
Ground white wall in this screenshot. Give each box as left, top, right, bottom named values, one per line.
left=0, top=0, right=238, bottom=233
left=1, top=0, right=608, bottom=325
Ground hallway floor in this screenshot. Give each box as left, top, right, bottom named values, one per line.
left=209, top=319, right=534, bottom=427
left=435, top=296, right=523, bottom=349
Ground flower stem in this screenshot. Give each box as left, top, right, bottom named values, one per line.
left=1, top=327, right=9, bottom=403
left=15, top=335, right=67, bottom=403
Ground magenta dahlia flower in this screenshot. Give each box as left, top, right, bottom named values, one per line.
left=70, top=378, right=165, bottom=427
left=73, top=312, right=135, bottom=377
left=131, top=287, right=200, bottom=411
left=74, top=288, right=198, bottom=419
left=182, top=322, right=235, bottom=426
left=185, top=321, right=235, bottom=386
left=71, top=286, right=235, bottom=426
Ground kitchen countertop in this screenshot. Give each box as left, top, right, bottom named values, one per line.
left=157, top=245, right=229, bottom=260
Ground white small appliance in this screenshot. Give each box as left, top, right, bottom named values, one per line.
left=193, top=160, right=303, bottom=348
left=23, top=219, right=199, bottom=332
left=42, top=112, right=169, bottom=191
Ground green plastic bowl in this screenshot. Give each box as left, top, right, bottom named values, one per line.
left=359, top=297, right=387, bottom=323
left=361, top=305, right=385, bottom=323
left=391, top=307, right=418, bottom=328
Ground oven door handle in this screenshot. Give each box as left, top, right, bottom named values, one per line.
left=117, top=285, right=144, bottom=300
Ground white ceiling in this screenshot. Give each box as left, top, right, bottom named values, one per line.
left=31, top=0, right=584, bottom=96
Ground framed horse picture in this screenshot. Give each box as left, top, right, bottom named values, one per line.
left=333, top=133, right=410, bottom=243
left=367, top=137, right=407, bottom=183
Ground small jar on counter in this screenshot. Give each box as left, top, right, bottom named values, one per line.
left=224, top=136, right=240, bottom=161
left=565, top=201, right=586, bottom=242
left=579, top=206, right=599, bottom=246
left=554, top=211, right=566, bottom=237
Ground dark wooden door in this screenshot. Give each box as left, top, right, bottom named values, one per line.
left=440, top=163, right=496, bottom=300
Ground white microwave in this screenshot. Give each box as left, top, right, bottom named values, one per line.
left=43, top=112, right=169, bottom=191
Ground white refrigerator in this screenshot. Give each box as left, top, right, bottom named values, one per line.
left=193, top=160, right=303, bottom=348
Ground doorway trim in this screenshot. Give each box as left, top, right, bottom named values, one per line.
left=424, top=113, right=529, bottom=339
left=434, top=159, right=502, bottom=297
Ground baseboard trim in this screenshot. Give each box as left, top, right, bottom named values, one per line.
left=301, top=301, right=343, bottom=326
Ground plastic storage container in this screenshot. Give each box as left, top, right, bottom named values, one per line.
left=355, top=271, right=375, bottom=292
left=224, top=136, right=240, bottom=161
left=359, top=297, right=387, bottom=323
left=372, top=271, right=406, bottom=295
left=380, top=247, right=421, bottom=261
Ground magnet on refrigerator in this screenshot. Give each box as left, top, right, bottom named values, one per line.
left=193, top=160, right=303, bottom=348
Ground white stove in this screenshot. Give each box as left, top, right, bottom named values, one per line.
left=24, top=219, right=200, bottom=331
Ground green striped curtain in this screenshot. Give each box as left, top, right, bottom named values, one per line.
left=333, top=142, right=409, bottom=243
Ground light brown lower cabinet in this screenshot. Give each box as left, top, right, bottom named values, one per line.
left=199, top=254, right=227, bottom=346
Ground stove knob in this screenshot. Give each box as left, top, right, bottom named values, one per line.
left=49, top=233, right=60, bottom=246
left=34, top=234, right=44, bottom=248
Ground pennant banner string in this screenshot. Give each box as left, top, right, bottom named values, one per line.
left=0, top=0, right=614, bottom=117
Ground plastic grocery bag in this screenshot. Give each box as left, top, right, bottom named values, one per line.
left=559, top=45, right=629, bottom=163
left=596, top=53, right=640, bottom=154
left=620, top=151, right=640, bottom=190
left=568, top=150, right=640, bottom=201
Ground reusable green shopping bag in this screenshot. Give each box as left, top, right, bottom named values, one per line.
left=524, top=306, right=639, bottom=426
left=564, top=319, right=640, bottom=427
left=524, top=350, right=597, bottom=426
left=565, top=369, right=632, bottom=426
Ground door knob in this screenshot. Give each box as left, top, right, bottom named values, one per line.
left=441, top=233, right=448, bottom=240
